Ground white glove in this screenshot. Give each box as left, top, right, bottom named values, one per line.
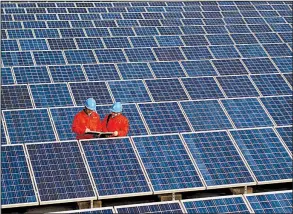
left=113, top=131, right=118, bottom=136
left=85, top=128, right=91, bottom=133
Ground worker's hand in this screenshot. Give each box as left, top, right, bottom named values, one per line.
left=113, top=131, right=118, bottom=137
left=85, top=127, right=91, bottom=133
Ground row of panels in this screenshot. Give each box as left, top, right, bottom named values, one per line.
left=2, top=44, right=292, bottom=68
left=1, top=74, right=292, bottom=109
left=2, top=132, right=292, bottom=207
left=48, top=191, right=292, bottom=213
left=1, top=96, right=292, bottom=144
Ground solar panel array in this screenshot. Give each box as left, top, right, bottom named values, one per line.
left=1, top=0, right=292, bottom=209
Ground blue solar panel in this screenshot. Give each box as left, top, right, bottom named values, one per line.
left=276, top=126, right=292, bottom=152
left=13, top=66, right=50, bottom=84
left=110, top=27, right=135, bottom=36
left=117, top=20, right=139, bottom=27
left=236, top=44, right=268, bottom=58
left=181, top=35, right=208, bottom=46
left=85, top=28, right=110, bottom=37
left=7, top=29, right=34, bottom=39
left=125, top=48, right=156, bottom=62
left=138, top=102, right=191, bottom=134
left=81, top=138, right=151, bottom=198
left=23, top=21, right=46, bottom=29
left=255, top=33, right=283, bottom=43
left=1, top=67, right=14, bottom=85
left=181, top=77, right=224, bottom=99
left=1, top=39, right=19, bottom=51
left=204, top=25, right=228, bottom=34
left=4, top=109, right=57, bottom=144
left=210, top=45, right=241, bottom=59
left=283, top=73, right=292, bottom=87
left=181, top=60, right=218, bottom=77
left=145, top=78, right=189, bottom=102
left=153, top=47, right=185, bottom=61
left=230, top=128, right=292, bottom=182
left=34, top=51, right=65, bottom=65
left=182, top=196, right=250, bottom=213
left=132, top=134, right=204, bottom=192
left=261, top=96, right=292, bottom=126
left=207, top=34, right=234, bottom=45
left=134, top=26, right=159, bottom=36
left=48, top=38, right=77, bottom=50
left=50, top=207, right=114, bottom=214
left=116, top=201, right=184, bottom=213
left=251, top=74, right=292, bottom=96
left=65, top=50, right=97, bottom=64
left=83, top=64, right=120, bottom=81
left=242, top=58, right=278, bottom=74
left=156, top=36, right=183, bottom=47
left=1, top=121, right=7, bottom=145
left=180, top=26, right=205, bottom=34
left=278, top=32, right=293, bottom=43
left=182, top=18, right=204, bottom=26
left=183, top=131, right=255, bottom=186
left=2, top=51, right=34, bottom=66
left=1, top=85, right=33, bottom=110
left=149, top=61, right=186, bottom=78
left=263, top=43, right=292, bottom=57
left=217, top=75, right=260, bottom=98
left=212, top=59, right=248, bottom=75
left=30, top=83, right=74, bottom=108
left=26, top=141, right=96, bottom=203
left=245, top=191, right=292, bottom=214
left=95, top=49, right=127, bottom=63
left=1, top=145, right=38, bottom=208
left=109, top=80, right=151, bottom=103
left=272, top=57, right=292, bottom=73
left=34, top=29, right=60, bottom=38
left=47, top=21, right=70, bottom=28
left=117, top=63, right=154, bottom=80
left=182, top=46, right=213, bottom=60
left=271, top=23, right=292, bottom=32
left=180, top=100, right=233, bottom=131
left=69, top=82, right=113, bottom=105
left=221, top=98, right=273, bottom=128
left=19, top=39, right=48, bottom=51
left=231, top=33, right=258, bottom=44
left=227, top=25, right=251, bottom=33
left=103, top=37, right=131, bottom=49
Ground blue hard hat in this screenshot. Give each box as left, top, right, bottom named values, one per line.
left=110, top=102, right=122, bottom=113
left=84, top=98, right=96, bottom=111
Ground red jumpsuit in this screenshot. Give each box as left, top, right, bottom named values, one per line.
left=101, top=114, right=129, bottom=137
left=72, top=110, right=102, bottom=140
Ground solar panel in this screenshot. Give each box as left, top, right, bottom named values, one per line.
left=117, top=63, right=154, bottom=80
left=3, top=109, right=57, bottom=144
left=13, top=66, right=50, bottom=85
left=180, top=100, right=233, bottom=131
left=283, top=73, right=292, bottom=87
left=110, top=27, right=135, bottom=36
left=125, top=48, right=156, bottom=62
left=245, top=191, right=292, bottom=214
left=263, top=43, right=292, bottom=57
left=2, top=51, right=34, bottom=67
left=204, top=25, right=227, bottom=34
left=34, top=29, right=60, bottom=38
left=231, top=33, right=258, bottom=44
left=69, top=82, right=113, bottom=105
left=242, top=58, right=278, bottom=74
left=272, top=57, right=292, bottom=73
left=182, top=195, right=250, bottom=213
left=255, top=33, right=283, bottom=43
left=115, top=201, right=184, bottom=213
left=85, top=28, right=110, bottom=37
left=1, top=85, right=33, bottom=110
left=1, top=39, right=19, bottom=51
left=83, top=64, right=121, bottom=81
left=182, top=46, right=213, bottom=60
left=212, top=59, right=248, bottom=75
left=181, top=35, right=208, bottom=46
left=236, top=44, right=268, bottom=58
left=181, top=60, right=218, bottom=77
left=81, top=138, right=151, bottom=198
left=276, top=126, right=292, bottom=152
left=251, top=74, right=292, bottom=96
left=49, top=65, right=86, bottom=83
left=34, top=51, right=65, bottom=65
left=1, top=145, right=38, bottom=208
left=181, top=77, right=224, bottom=99
left=103, top=37, right=131, bottom=49
left=230, top=128, right=292, bottom=183
left=221, top=98, right=273, bottom=128
left=30, top=83, right=74, bottom=108
left=95, top=49, right=127, bottom=63
left=183, top=131, right=255, bottom=187
left=49, top=207, right=115, bottom=214
left=117, top=20, right=139, bottom=27
left=7, top=29, right=34, bottom=39
left=261, top=96, right=292, bottom=126
left=278, top=32, right=293, bottom=43
left=47, top=38, right=77, bottom=50
left=145, top=78, right=189, bottom=102
left=132, top=134, right=204, bottom=192
left=1, top=67, right=14, bottom=85
left=138, top=102, right=191, bottom=134
left=134, top=26, right=159, bottom=35
left=180, top=26, right=205, bottom=34
left=207, top=34, right=234, bottom=45
left=109, top=80, right=152, bottom=103
left=64, top=50, right=97, bottom=64
left=217, top=75, right=260, bottom=98
left=149, top=61, right=186, bottom=78
left=26, top=141, right=96, bottom=204
left=210, top=45, right=241, bottom=59
left=156, top=36, right=183, bottom=47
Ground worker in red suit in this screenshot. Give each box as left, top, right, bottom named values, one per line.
left=101, top=102, right=129, bottom=137
left=72, top=98, right=102, bottom=140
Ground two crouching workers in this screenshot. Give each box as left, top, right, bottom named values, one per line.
left=72, top=98, right=129, bottom=140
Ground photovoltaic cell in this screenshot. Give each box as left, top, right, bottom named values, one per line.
left=181, top=60, right=218, bottom=77
left=1, top=67, right=14, bottom=85
left=149, top=61, right=186, bottom=78
left=263, top=44, right=292, bottom=57
left=212, top=59, right=248, bottom=75
left=134, top=26, right=159, bottom=36
left=236, top=45, right=268, bottom=58
left=138, top=102, right=191, bottom=134
left=1, top=145, right=37, bottom=207
left=255, top=33, right=283, bottom=44
left=30, top=83, right=74, bottom=108
left=261, top=96, right=292, bottom=126
left=64, top=50, right=97, bottom=64
left=182, top=46, right=213, bottom=60
left=14, top=66, right=50, bottom=84
left=251, top=74, right=292, bottom=96
left=49, top=65, right=86, bottom=83
left=85, top=28, right=110, bottom=37
left=145, top=78, right=189, bottom=102
left=26, top=141, right=96, bottom=203
left=272, top=57, right=292, bottom=73
left=182, top=196, right=250, bottom=214
left=4, top=109, right=57, bottom=144
left=221, top=98, right=273, bottom=128
left=181, top=35, right=208, bottom=46
left=69, top=82, right=113, bottom=105
left=231, top=34, right=258, bottom=44
left=207, top=34, right=234, bottom=45
left=276, top=126, right=292, bottom=152
left=116, top=202, right=184, bottom=213
left=83, top=64, right=120, bottom=81
left=109, top=80, right=151, bottom=103
left=2, top=51, right=34, bottom=67
left=7, top=29, right=34, bottom=39
left=181, top=77, right=224, bottom=99
left=34, top=51, right=65, bottom=65
left=1, top=40, right=19, bottom=51
left=242, top=58, right=278, bottom=74
left=125, top=48, right=156, bottom=62
left=1, top=85, right=33, bottom=110
left=47, top=38, right=77, bottom=50
left=209, top=45, right=241, bottom=59
left=117, top=63, right=154, bottom=80
left=245, top=191, right=292, bottom=214
left=180, top=100, right=232, bottom=131
left=156, top=36, right=183, bottom=47
left=81, top=138, right=151, bottom=197
left=103, top=37, right=131, bottom=49
left=230, top=128, right=292, bottom=182
left=95, top=49, right=127, bottom=63
left=34, top=29, right=60, bottom=38
left=132, top=134, right=204, bottom=192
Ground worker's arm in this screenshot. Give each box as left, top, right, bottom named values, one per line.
left=72, top=114, right=86, bottom=134
left=117, top=118, right=129, bottom=137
